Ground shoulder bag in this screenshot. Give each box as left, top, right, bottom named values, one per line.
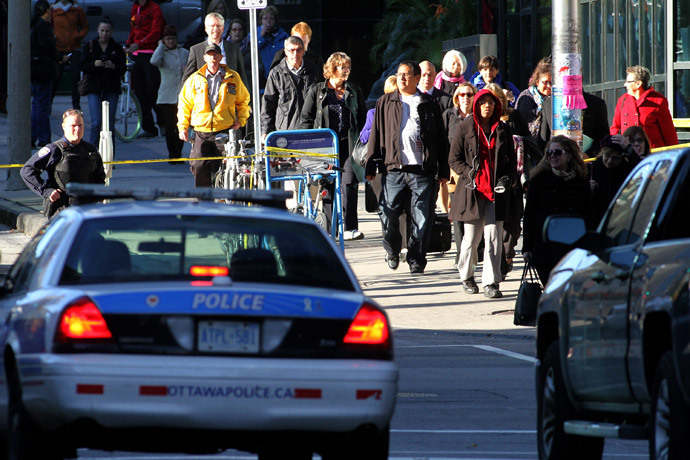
left=514, top=263, right=542, bottom=326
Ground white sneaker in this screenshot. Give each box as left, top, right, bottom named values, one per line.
left=343, top=230, right=364, bottom=241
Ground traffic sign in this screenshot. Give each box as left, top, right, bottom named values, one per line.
left=237, top=0, right=266, bottom=9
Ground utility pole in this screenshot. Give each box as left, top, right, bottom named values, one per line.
left=552, top=1, right=586, bottom=151
left=5, top=0, right=31, bottom=190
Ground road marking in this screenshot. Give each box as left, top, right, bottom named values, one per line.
left=398, top=344, right=538, bottom=363
left=392, top=429, right=535, bottom=434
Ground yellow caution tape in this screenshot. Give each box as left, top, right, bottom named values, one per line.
left=265, top=146, right=337, bottom=158
left=1, top=147, right=336, bottom=169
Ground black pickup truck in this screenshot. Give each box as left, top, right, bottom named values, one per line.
left=535, top=146, right=690, bottom=460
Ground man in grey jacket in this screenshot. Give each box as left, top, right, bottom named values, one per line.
left=182, top=13, right=247, bottom=87
left=260, top=36, right=321, bottom=142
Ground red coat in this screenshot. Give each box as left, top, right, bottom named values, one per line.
left=126, top=0, right=165, bottom=52
left=610, top=87, right=678, bottom=149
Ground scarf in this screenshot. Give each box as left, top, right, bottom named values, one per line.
left=53, top=1, right=73, bottom=10
left=433, top=70, right=465, bottom=90
left=552, top=167, right=576, bottom=181
left=528, top=85, right=545, bottom=113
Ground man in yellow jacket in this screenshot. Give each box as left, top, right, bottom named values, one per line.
left=178, top=43, right=250, bottom=187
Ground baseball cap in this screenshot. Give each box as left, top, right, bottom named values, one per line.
left=204, top=43, right=222, bottom=55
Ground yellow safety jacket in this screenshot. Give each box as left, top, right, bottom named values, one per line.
left=177, top=63, right=250, bottom=133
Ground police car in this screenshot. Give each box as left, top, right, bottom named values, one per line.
left=0, top=186, right=397, bottom=460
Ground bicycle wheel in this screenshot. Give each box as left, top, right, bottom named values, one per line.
left=113, top=89, right=142, bottom=142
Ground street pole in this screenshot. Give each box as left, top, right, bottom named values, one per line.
left=552, top=0, right=586, bottom=152
left=248, top=8, right=262, bottom=150
left=6, top=0, right=31, bottom=190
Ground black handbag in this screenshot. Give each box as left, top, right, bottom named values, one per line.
left=364, top=181, right=379, bottom=213
left=514, top=263, right=542, bottom=326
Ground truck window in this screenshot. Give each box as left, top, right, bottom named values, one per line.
left=627, top=160, right=672, bottom=243
left=655, top=164, right=690, bottom=241
left=604, top=164, right=652, bottom=246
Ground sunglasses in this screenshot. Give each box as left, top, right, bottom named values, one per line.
left=458, top=92, right=474, bottom=97
left=547, top=148, right=566, bottom=157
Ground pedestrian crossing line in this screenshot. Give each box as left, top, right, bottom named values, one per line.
left=397, top=344, right=538, bottom=363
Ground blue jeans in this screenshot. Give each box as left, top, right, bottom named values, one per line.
left=380, top=170, right=436, bottom=270
left=31, top=81, right=53, bottom=145
left=88, top=92, right=119, bottom=145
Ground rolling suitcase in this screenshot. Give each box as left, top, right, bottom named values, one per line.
left=427, top=213, right=452, bottom=253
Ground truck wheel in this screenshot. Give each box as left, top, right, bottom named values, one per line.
left=650, top=351, right=690, bottom=460
left=537, top=341, right=603, bottom=460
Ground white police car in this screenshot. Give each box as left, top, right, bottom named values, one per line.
left=0, top=186, right=397, bottom=460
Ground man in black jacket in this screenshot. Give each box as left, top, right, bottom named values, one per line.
left=365, top=61, right=449, bottom=275
left=21, top=109, right=106, bottom=217
left=260, top=36, right=321, bottom=142
left=182, top=13, right=247, bottom=87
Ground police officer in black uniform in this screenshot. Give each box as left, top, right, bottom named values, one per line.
left=21, top=109, right=106, bottom=217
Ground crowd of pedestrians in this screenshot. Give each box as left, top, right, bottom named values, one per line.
left=26, top=3, right=683, bottom=297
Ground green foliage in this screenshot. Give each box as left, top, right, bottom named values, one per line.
left=370, top=0, right=477, bottom=72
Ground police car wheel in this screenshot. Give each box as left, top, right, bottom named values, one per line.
left=321, top=426, right=390, bottom=460
left=257, top=449, right=312, bottom=460
left=7, top=361, right=67, bottom=460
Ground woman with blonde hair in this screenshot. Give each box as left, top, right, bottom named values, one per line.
left=299, top=52, right=368, bottom=240
left=523, top=135, right=592, bottom=284
left=434, top=50, right=467, bottom=96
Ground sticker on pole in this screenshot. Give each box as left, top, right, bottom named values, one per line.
left=237, top=0, right=266, bottom=9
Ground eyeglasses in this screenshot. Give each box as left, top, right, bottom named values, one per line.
left=284, top=47, right=303, bottom=54
left=458, top=93, right=474, bottom=97
left=630, top=137, right=646, bottom=144
left=539, top=79, right=552, bottom=86
left=337, top=66, right=351, bottom=72
left=396, top=72, right=414, bottom=79
left=547, top=148, right=566, bottom=157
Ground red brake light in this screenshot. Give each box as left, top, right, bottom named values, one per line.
left=56, top=297, right=112, bottom=342
left=343, top=303, right=390, bottom=345
left=190, top=266, right=229, bottom=277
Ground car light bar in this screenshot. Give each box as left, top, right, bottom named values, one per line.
left=343, top=303, right=390, bottom=346
left=65, top=184, right=292, bottom=209
left=190, top=265, right=229, bottom=277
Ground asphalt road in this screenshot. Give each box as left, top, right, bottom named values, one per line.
left=0, top=228, right=649, bottom=459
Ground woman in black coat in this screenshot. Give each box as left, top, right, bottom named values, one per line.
left=81, top=16, right=126, bottom=145
left=523, top=135, right=592, bottom=284
left=299, top=52, right=367, bottom=240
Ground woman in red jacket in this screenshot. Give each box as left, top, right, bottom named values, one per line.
left=610, top=65, right=678, bottom=149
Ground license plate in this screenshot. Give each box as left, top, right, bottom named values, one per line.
left=197, top=320, right=260, bottom=353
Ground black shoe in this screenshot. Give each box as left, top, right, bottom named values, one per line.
left=410, top=265, right=424, bottom=275
left=462, top=278, right=479, bottom=294
left=484, top=283, right=503, bottom=299
left=385, top=254, right=399, bottom=270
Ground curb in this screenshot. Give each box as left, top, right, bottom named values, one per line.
left=0, top=199, right=47, bottom=236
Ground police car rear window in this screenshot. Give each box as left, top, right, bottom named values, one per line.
left=59, top=215, right=355, bottom=291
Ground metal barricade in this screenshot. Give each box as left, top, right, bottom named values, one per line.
left=265, top=129, right=343, bottom=249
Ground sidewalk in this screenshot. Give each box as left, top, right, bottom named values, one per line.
left=1, top=96, right=535, bottom=339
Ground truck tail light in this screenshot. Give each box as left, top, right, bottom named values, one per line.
left=55, top=297, right=113, bottom=342
left=343, top=303, right=390, bottom=347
